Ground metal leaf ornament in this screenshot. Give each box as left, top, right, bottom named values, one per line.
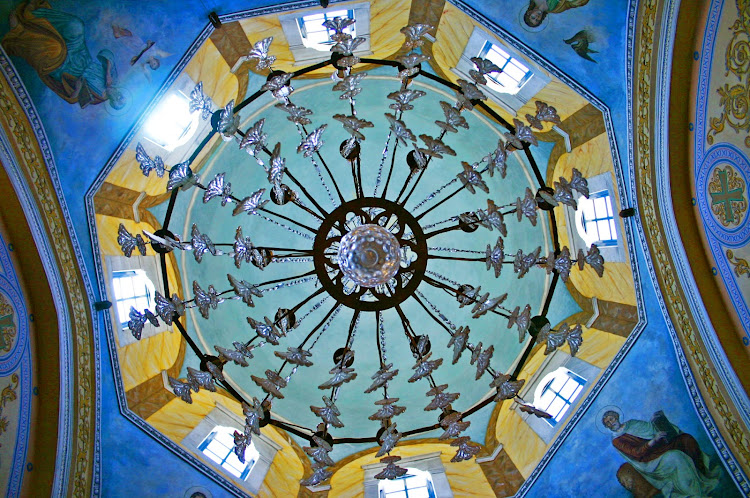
left=193, top=281, right=223, bottom=319
left=368, top=397, right=407, bottom=420
left=364, top=364, right=399, bottom=393
left=333, top=72, right=367, bottom=100
left=408, top=354, right=443, bottom=382
left=552, top=247, right=573, bottom=281
left=247, top=36, right=276, bottom=70
left=377, top=423, right=402, bottom=457
left=233, top=431, right=252, bottom=463
left=232, top=341, right=256, bottom=361
left=439, top=411, right=470, bottom=439
left=267, top=143, right=286, bottom=200
left=516, top=187, right=538, bottom=225
left=206, top=361, right=224, bottom=382
left=117, top=224, right=146, bottom=257
left=581, top=244, right=605, bottom=277
left=486, top=142, right=508, bottom=178
left=425, top=384, right=459, bottom=411
left=490, top=374, right=525, bottom=401
left=471, top=292, right=506, bottom=318
left=298, top=124, right=327, bottom=157
left=135, top=143, right=165, bottom=177
left=485, top=237, right=505, bottom=278
left=215, top=345, right=249, bottom=367
left=479, top=200, right=508, bottom=236
left=375, top=456, right=408, bottom=480
left=418, top=134, right=456, bottom=159
left=569, top=168, right=590, bottom=198
left=333, top=114, right=374, bottom=140
left=518, top=403, right=553, bottom=419
left=167, top=162, right=198, bottom=191
left=507, top=304, right=532, bottom=342
left=469, top=57, right=501, bottom=85
left=243, top=397, right=265, bottom=436
left=154, top=292, right=185, bottom=325
left=310, top=396, right=344, bottom=428
left=533, top=100, right=562, bottom=126
left=567, top=323, right=583, bottom=357
left=186, top=366, right=216, bottom=392
left=514, top=246, right=541, bottom=279
left=304, top=436, right=335, bottom=466
left=127, top=307, right=147, bottom=340
left=553, top=176, right=577, bottom=209
left=512, top=118, right=538, bottom=147
left=318, top=366, right=358, bottom=389
left=331, top=36, right=366, bottom=55
left=274, top=347, right=313, bottom=367
left=447, top=326, right=470, bottom=364
left=232, top=188, right=268, bottom=216
left=387, top=89, right=426, bottom=112
left=396, top=53, right=430, bottom=78
left=203, top=173, right=233, bottom=205
left=458, top=162, right=488, bottom=194
left=472, top=344, right=494, bottom=380
left=322, top=16, right=355, bottom=41
left=239, top=118, right=268, bottom=156
left=247, top=316, right=283, bottom=345
left=168, top=376, right=193, bottom=403
left=191, top=224, right=219, bottom=263
left=252, top=369, right=287, bottom=399
left=451, top=436, right=481, bottom=462
left=218, top=100, right=240, bottom=141
left=227, top=273, right=262, bottom=307
left=384, top=113, right=416, bottom=145
left=233, top=226, right=257, bottom=269
left=400, top=23, right=433, bottom=49
left=262, top=72, right=294, bottom=100
left=189, top=82, right=213, bottom=120
left=457, top=79, right=487, bottom=103
left=275, top=103, right=313, bottom=125
left=300, top=463, right=333, bottom=487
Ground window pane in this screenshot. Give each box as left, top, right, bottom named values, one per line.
left=606, top=196, right=614, bottom=216
left=119, top=277, right=136, bottom=298
left=385, top=491, right=407, bottom=498
left=548, top=397, right=567, bottom=418
left=406, top=488, right=430, bottom=498
left=555, top=404, right=571, bottom=422
left=549, top=374, right=567, bottom=392
left=609, top=220, right=617, bottom=239
left=203, top=449, right=225, bottom=466
left=558, top=378, right=578, bottom=399
left=381, top=478, right=406, bottom=493
left=503, top=63, right=527, bottom=81
left=597, top=220, right=611, bottom=240
left=537, top=390, right=556, bottom=410
left=405, top=474, right=428, bottom=489
left=594, top=196, right=608, bottom=216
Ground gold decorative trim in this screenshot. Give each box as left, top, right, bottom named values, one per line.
left=633, top=0, right=750, bottom=472
left=0, top=72, right=96, bottom=495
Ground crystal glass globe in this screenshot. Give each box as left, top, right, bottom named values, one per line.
left=337, top=224, right=401, bottom=288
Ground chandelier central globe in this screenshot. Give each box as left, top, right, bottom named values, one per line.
left=337, top=224, right=401, bottom=288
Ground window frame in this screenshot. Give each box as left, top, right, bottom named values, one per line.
left=451, top=26, right=550, bottom=115
left=279, top=2, right=371, bottom=65
left=379, top=467, right=436, bottom=498
left=514, top=349, right=600, bottom=443
left=362, top=452, right=453, bottom=498
left=563, top=172, right=627, bottom=263
left=181, top=403, right=281, bottom=494
left=105, top=254, right=168, bottom=347
left=198, top=426, right=258, bottom=481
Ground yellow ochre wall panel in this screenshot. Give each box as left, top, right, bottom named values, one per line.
left=96, top=215, right=182, bottom=390
left=328, top=443, right=495, bottom=497
left=148, top=390, right=304, bottom=496
left=552, top=133, right=636, bottom=306
left=432, top=4, right=588, bottom=128
left=494, top=326, right=624, bottom=477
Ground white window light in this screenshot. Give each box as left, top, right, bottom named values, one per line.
left=515, top=349, right=600, bottom=443
left=143, top=91, right=199, bottom=152
left=452, top=26, right=549, bottom=114
left=298, top=9, right=355, bottom=51
left=379, top=468, right=435, bottom=498
left=279, top=2, right=371, bottom=65
left=575, top=191, right=618, bottom=248
left=531, top=367, right=586, bottom=427
left=199, top=426, right=259, bottom=481
left=106, top=254, right=168, bottom=347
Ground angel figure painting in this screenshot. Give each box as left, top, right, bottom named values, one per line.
left=602, top=408, right=721, bottom=497
left=2, top=1, right=125, bottom=109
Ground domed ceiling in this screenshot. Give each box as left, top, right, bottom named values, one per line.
left=88, top=0, right=637, bottom=492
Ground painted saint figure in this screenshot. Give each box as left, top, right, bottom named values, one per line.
left=2, top=1, right=124, bottom=109
left=523, top=0, right=591, bottom=28
left=602, top=410, right=720, bottom=497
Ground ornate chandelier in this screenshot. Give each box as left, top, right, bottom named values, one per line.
left=115, top=16, right=604, bottom=487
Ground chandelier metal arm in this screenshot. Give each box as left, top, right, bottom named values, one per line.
left=257, top=269, right=318, bottom=290
left=282, top=169, right=329, bottom=219
left=414, top=183, right=466, bottom=222
left=427, top=254, right=486, bottom=263
left=394, top=304, right=438, bottom=390
left=379, top=137, right=400, bottom=200
left=298, top=303, right=341, bottom=349
left=257, top=206, right=319, bottom=234
left=422, top=275, right=511, bottom=320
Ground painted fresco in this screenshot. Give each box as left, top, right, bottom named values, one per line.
left=524, top=307, right=743, bottom=497
left=0, top=223, right=34, bottom=497
left=694, top=0, right=750, bottom=351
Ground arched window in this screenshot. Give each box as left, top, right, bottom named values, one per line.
left=478, top=41, right=532, bottom=96
left=378, top=468, right=435, bottom=498
left=532, top=367, right=587, bottom=427
left=143, top=91, right=199, bottom=151
left=298, top=9, right=355, bottom=51
left=198, top=426, right=259, bottom=481
left=575, top=190, right=617, bottom=248
left=112, top=269, right=155, bottom=329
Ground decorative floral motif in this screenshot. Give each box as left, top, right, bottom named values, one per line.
left=0, top=294, right=17, bottom=353
left=708, top=166, right=747, bottom=226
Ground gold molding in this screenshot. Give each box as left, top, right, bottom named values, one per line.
left=633, top=0, right=750, bottom=473
left=0, top=71, right=96, bottom=495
